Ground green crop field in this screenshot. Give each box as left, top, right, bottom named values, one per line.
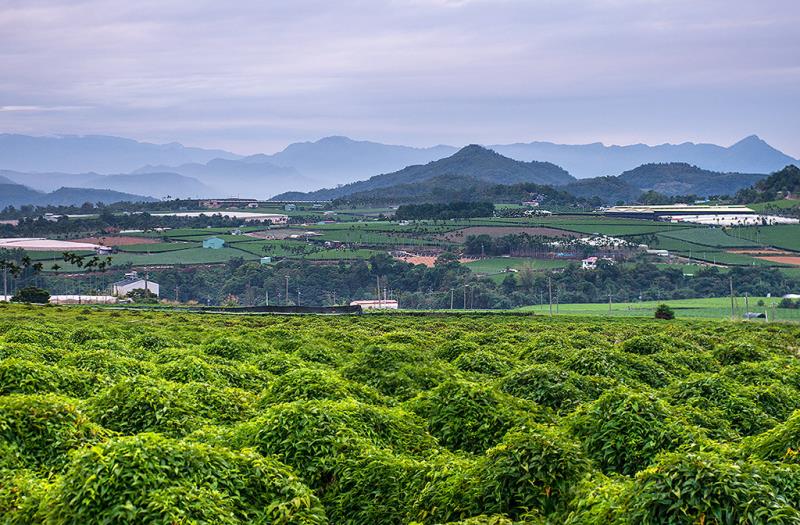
left=465, top=257, right=574, bottom=274
left=730, top=225, right=800, bottom=252
left=101, top=247, right=260, bottom=266
left=518, top=295, right=800, bottom=321
left=749, top=199, right=800, bottom=212
left=2, top=305, right=800, bottom=523
left=657, top=227, right=758, bottom=248
left=116, top=242, right=200, bottom=253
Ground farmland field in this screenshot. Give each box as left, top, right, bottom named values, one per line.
left=465, top=257, right=574, bottom=274
left=656, top=227, right=757, bottom=248
left=518, top=296, right=800, bottom=320
left=2, top=305, right=800, bottom=524
left=731, top=225, right=800, bottom=252
left=104, top=247, right=260, bottom=266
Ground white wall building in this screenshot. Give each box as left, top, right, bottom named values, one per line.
left=112, top=271, right=160, bottom=297
left=350, top=299, right=399, bottom=310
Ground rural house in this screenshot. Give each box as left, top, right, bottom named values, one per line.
left=112, top=271, right=160, bottom=297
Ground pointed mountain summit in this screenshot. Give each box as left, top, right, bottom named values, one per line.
left=271, top=144, right=573, bottom=201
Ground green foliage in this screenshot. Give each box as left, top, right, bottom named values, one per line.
left=668, top=373, right=777, bottom=436
left=10, top=287, right=50, bottom=304
left=0, top=359, right=98, bottom=397
left=0, top=394, right=107, bottom=471
left=500, top=364, right=613, bottom=413
left=84, top=376, right=198, bottom=436
left=654, top=303, right=675, bottom=320
left=342, top=344, right=448, bottom=399
left=44, top=434, right=327, bottom=524
left=476, top=425, right=590, bottom=516
left=407, top=379, right=546, bottom=454
left=233, top=400, right=437, bottom=487
left=568, top=388, right=696, bottom=475
left=744, top=409, right=800, bottom=463
left=261, top=368, right=383, bottom=405
left=1, top=306, right=799, bottom=523
left=713, top=341, right=767, bottom=365
left=453, top=349, right=516, bottom=377
left=627, top=451, right=800, bottom=524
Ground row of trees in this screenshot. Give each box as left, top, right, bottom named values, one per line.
left=394, top=202, right=495, bottom=220
left=13, top=253, right=797, bottom=310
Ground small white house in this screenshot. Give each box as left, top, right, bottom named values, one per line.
left=581, top=256, right=598, bottom=269
left=350, top=299, right=399, bottom=310
left=112, top=271, right=160, bottom=297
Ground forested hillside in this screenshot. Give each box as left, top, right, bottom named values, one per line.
left=274, top=145, right=574, bottom=201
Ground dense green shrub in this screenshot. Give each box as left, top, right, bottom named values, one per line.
left=0, top=359, right=98, bottom=397
left=2, top=305, right=800, bottom=523
left=619, top=333, right=698, bottom=355
left=500, top=364, right=593, bottom=412
left=453, top=349, right=516, bottom=377
left=744, top=409, right=800, bottom=463
left=0, top=393, right=107, bottom=471
left=563, top=348, right=670, bottom=388
left=713, top=341, right=767, bottom=365
left=0, top=469, right=48, bottom=524
left=250, top=350, right=308, bottom=375
left=203, top=335, right=261, bottom=360
left=668, top=373, right=776, bottom=436
left=0, top=342, right=66, bottom=364
left=43, top=434, right=328, bottom=524
left=627, top=451, right=799, bottom=524
left=235, top=400, right=438, bottom=487
left=476, top=425, right=590, bottom=516
left=261, top=368, right=383, bottom=405
left=60, top=349, right=154, bottom=378
left=342, top=344, right=448, bottom=399
left=568, top=388, right=695, bottom=475
left=84, top=376, right=198, bottom=436
left=435, top=340, right=480, bottom=361
left=407, top=379, right=546, bottom=454
left=320, top=445, right=430, bottom=525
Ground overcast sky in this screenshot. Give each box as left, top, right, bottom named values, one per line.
left=0, top=0, right=798, bottom=156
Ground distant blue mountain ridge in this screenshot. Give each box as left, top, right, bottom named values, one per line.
left=0, top=133, right=796, bottom=200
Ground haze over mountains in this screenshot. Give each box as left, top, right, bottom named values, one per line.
left=0, top=133, right=797, bottom=204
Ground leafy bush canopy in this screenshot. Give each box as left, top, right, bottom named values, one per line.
left=1, top=305, right=800, bottom=523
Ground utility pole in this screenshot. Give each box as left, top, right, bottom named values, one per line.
left=548, top=277, right=553, bottom=317
left=285, top=275, right=289, bottom=305
left=729, top=276, right=735, bottom=321
left=265, top=289, right=269, bottom=306
left=464, top=284, right=468, bottom=310
left=450, top=289, right=454, bottom=310
left=297, top=289, right=300, bottom=306
left=608, top=293, right=612, bottom=314
left=744, top=292, right=749, bottom=316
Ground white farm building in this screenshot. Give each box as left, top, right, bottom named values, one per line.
left=350, top=299, right=399, bottom=310
left=112, top=271, right=160, bottom=297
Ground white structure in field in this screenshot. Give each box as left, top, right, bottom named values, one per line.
left=112, top=271, right=160, bottom=297
left=151, top=211, right=289, bottom=224
left=350, top=299, right=399, bottom=310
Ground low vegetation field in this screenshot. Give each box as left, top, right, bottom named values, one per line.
left=2, top=306, right=800, bottom=523
left=518, top=296, right=800, bottom=320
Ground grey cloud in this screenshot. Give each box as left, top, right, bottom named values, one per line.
left=0, top=0, right=797, bottom=156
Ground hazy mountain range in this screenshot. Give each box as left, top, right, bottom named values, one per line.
left=0, top=182, right=157, bottom=209
left=278, top=146, right=782, bottom=204
left=0, top=133, right=796, bottom=202
left=276, top=145, right=573, bottom=201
